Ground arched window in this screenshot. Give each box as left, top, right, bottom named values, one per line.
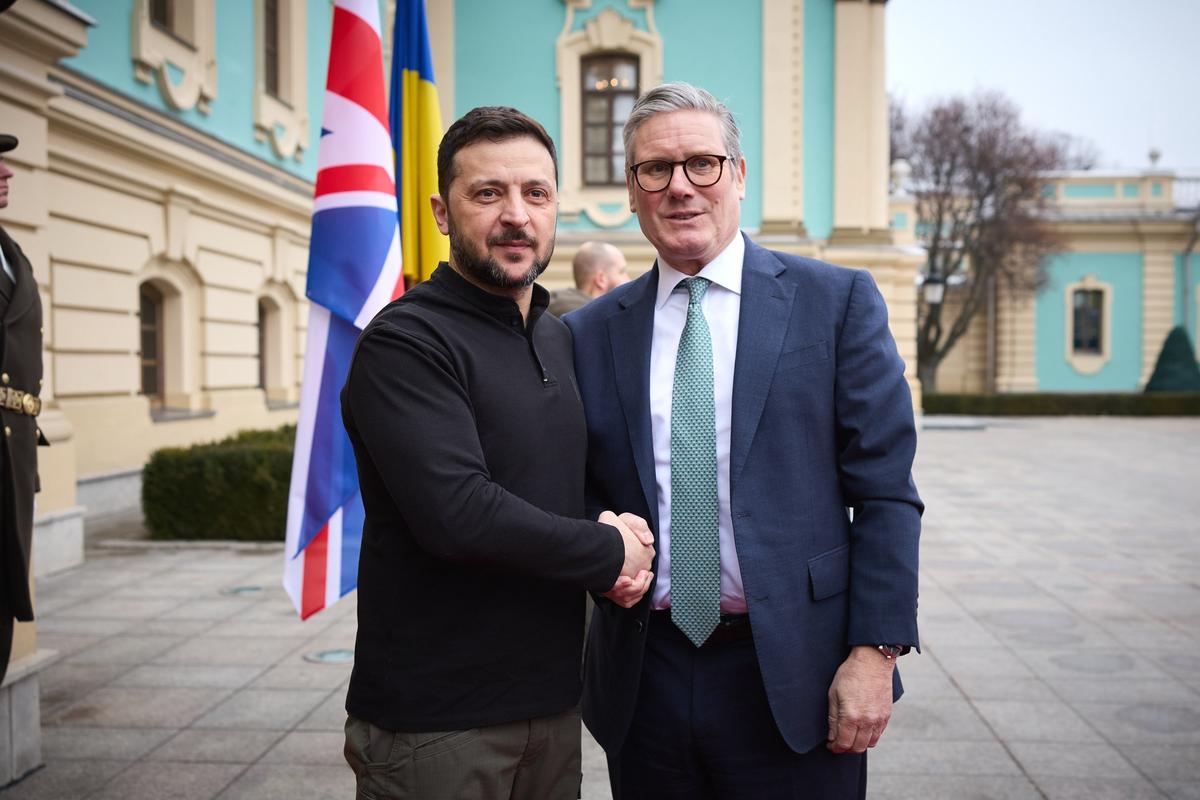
left=581, top=54, right=638, bottom=187
left=258, top=299, right=269, bottom=390
left=139, top=283, right=165, bottom=406
left=257, top=292, right=293, bottom=405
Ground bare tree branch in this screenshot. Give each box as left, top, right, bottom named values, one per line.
left=897, top=91, right=1068, bottom=393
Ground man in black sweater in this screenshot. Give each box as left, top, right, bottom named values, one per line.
left=340, top=107, right=655, bottom=800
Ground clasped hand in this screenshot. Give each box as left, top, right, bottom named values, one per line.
left=598, top=511, right=654, bottom=608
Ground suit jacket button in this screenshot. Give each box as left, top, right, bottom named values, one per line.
left=3, top=427, right=10, bottom=437
left=634, top=619, right=644, bottom=633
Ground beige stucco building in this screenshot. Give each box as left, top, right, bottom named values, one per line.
left=906, top=169, right=1200, bottom=395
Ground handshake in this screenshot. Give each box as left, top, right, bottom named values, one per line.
left=598, top=511, right=656, bottom=609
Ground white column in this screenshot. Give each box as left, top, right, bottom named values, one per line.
left=830, top=0, right=890, bottom=243
left=760, top=0, right=806, bottom=235
left=1141, top=243, right=1177, bottom=387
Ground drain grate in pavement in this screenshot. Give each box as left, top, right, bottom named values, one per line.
left=305, top=648, right=355, bottom=664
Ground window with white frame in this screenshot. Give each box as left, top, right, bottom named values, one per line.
left=139, top=283, right=165, bottom=406
left=137, top=261, right=203, bottom=415
left=133, top=0, right=216, bottom=113
left=581, top=54, right=639, bottom=187
left=1063, top=274, right=1112, bottom=375
left=254, top=0, right=309, bottom=160
left=1072, top=289, right=1103, bottom=354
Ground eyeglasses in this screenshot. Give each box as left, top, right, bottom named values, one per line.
left=629, top=154, right=729, bottom=192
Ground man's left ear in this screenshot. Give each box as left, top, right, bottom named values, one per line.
left=430, top=194, right=449, bottom=235
left=735, top=157, right=747, bottom=201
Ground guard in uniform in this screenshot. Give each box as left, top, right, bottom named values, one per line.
left=0, top=133, right=44, bottom=686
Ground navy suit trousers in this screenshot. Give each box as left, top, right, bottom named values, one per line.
left=607, top=612, right=867, bottom=800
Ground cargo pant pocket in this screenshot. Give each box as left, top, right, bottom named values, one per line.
left=345, top=715, right=481, bottom=800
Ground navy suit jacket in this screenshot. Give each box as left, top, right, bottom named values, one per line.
left=564, top=234, right=923, bottom=755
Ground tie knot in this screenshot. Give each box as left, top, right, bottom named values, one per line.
left=682, top=277, right=710, bottom=305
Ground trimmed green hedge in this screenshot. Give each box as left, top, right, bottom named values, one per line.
left=924, top=393, right=1200, bottom=416
left=143, top=425, right=296, bottom=541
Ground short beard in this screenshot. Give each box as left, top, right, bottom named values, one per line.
left=448, top=223, right=553, bottom=290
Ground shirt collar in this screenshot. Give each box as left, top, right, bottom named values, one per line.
left=654, top=232, right=744, bottom=309
left=431, top=261, right=551, bottom=329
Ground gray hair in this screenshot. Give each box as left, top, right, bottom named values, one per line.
left=623, top=82, right=743, bottom=168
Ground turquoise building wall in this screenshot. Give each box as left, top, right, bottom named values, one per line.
left=59, top=0, right=330, bottom=182
left=1035, top=253, right=1144, bottom=391
left=452, top=0, right=838, bottom=235
left=51, top=1, right=841, bottom=234
left=654, top=0, right=762, bottom=232
left=803, top=0, right=835, bottom=240
left=453, top=0, right=562, bottom=145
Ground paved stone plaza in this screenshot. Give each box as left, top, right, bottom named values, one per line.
left=3, top=417, right=1198, bottom=799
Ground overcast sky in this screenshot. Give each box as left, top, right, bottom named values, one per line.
left=887, top=0, right=1200, bottom=172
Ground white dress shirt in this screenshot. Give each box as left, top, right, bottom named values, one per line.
left=649, top=233, right=746, bottom=613
left=0, top=241, right=14, bottom=283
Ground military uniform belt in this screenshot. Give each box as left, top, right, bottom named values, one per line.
left=0, top=386, right=41, bottom=417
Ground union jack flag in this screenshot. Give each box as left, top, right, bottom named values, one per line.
left=283, top=0, right=403, bottom=619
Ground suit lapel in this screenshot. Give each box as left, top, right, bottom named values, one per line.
left=607, top=267, right=660, bottom=530
left=730, top=238, right=794, bottom=488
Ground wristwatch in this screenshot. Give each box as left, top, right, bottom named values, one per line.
left=877, top=644, right=907, bottom=661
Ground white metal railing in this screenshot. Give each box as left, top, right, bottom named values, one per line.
left=1176, top=177, right=1200, bottom=211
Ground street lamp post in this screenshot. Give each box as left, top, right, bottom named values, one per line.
left=923, top=275, right=945, bottom=307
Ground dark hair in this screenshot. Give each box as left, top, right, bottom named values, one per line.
left=436, top=106, right=558, bottom=199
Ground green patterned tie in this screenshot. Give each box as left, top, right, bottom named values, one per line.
left=669, top=277, right=721, bottom=648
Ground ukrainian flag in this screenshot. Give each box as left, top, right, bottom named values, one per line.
left=390, top=0, right=447, bottom=284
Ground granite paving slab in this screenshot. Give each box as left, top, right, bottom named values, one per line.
left=146, top=729, right=284, bottom=764
left=87, top=761, right=246, bottom=800
left=214, top=763, right=351, bottom=800
left=3, top=417, right=1196, bottom=799
left=191, top=688, right=330, bottom=730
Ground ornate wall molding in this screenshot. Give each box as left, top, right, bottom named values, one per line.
left=131, top=0, right=217, bottom=114
left=1063, top=273, right=1113, bottom=376
left=556, top=3, right=662, bottom=227
left=253, top=0, right=309, bottom=161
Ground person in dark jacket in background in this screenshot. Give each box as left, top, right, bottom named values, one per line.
left=547, top=240, right=630, bottom=317
left=339, top=107, right=655, bottom=800
left=0, top=133, right=45, bottom=686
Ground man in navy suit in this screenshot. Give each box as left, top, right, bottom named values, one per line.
left=564, top=83, right=922, bottom=799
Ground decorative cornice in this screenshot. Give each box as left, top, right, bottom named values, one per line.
left=50, top=70, right=313, bottom=201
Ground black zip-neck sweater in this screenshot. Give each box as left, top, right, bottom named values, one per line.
left=342, top=263, right=624, bottom=732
